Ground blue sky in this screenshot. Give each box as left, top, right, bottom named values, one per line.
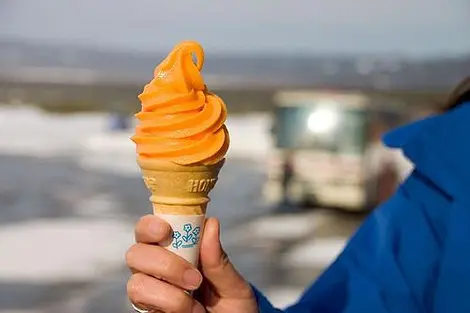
left=1, top=0, right=469, bottom=56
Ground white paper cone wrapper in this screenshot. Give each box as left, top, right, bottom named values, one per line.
left=154, top=213, right=206, bottom=266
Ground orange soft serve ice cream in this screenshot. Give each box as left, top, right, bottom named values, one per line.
left=132, top=40, right=230, bottom=165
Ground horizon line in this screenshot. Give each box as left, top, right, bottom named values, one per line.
left=1, top=35, right=469, bottom=61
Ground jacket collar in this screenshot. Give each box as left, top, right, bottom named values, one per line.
left=383, top=102, right=470, bottom=199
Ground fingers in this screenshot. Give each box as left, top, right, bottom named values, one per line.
left=127, top=273, right=205, bottom=313
left=126, top=243, right=202, bottom=291
left=129, top=215, right=207, bottom=311
left=135, top=215, right=172, bottom=244
left=199, top=218, right=253, bottom=299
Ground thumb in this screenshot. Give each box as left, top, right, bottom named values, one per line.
left=199, top=218, right=252, bottom=298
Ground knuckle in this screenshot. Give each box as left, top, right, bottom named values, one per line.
left=238, top=283, right=256, bottom=299
left=221, top=249, right=230, bottom=266
left=127, top=274, right=147, bottom=303
left=219, top=249, right=231, bottom=270
left=158, top=253, right=174, bottom=274
left=170, top=290, right=193, bottom=312
left=125, top=244, right=142, bottom=268
left=153, top=249, right=191, bottom=286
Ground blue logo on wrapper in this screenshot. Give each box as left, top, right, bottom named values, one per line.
left=172, top=224, right=201, bottom=249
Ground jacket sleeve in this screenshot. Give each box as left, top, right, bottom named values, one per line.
left=252, top=174, right=447, bottom=313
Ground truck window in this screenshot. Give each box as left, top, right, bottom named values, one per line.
left=274, top=104, right=366, bottom=155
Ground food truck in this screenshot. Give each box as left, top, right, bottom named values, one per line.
left=263, top=90, right=432, bottom=212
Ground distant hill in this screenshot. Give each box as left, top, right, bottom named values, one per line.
left=0, top=38, right=469, bottom=90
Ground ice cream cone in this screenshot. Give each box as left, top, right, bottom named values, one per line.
left=138, top=157, right=225, bottom=265
left=132, top=41, right=230, bottom=268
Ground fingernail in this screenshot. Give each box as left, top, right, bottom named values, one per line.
left=183, top=269, right=202, bottom=289
left=192, top=302, right=205, bottom=313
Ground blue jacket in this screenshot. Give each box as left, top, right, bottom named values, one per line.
left=254, top=102, right=470, bottom=313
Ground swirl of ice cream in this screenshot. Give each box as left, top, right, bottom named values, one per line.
left=132, top=41, right=230, bottom=165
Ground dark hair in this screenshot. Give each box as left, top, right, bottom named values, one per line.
left=444, top=77, right=470, bottom=111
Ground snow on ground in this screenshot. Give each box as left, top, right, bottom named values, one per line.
left=282, top=237, right=347, bottom=268
left=0, top=218, right=133, bottom=283
left=225, top=212, right=323, bottom=246
left=228, top=211, right=349, bottom=268
left=0, top=106, right=137, bottom=282
left=0, top=106, right=104, bottom=157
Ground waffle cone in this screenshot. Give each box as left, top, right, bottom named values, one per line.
left=137, top=157, right=225, bottom=215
